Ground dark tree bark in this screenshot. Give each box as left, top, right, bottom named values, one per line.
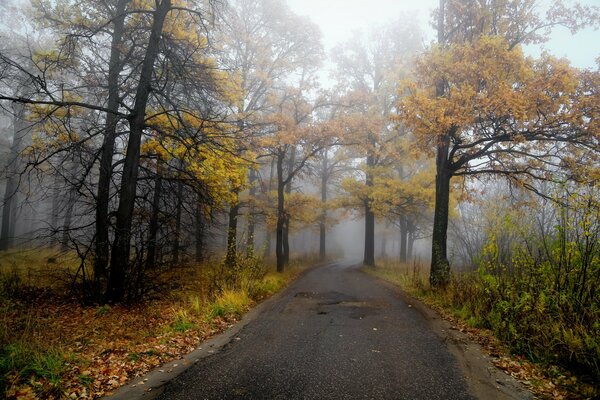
left=430, top=136, right=452, bottom=287
left=429, top=0, right=452, bottom=287
left=95, top=0, right=129, bottom=288
left=276, top=153, right=285, bottom=272
left=363, top=149, right=375, bottom=267
left=319, top=151, right=328, bottom=260
left=364, top=205, right=375, bottom=266
left=0, top=103, right=25, bottom=251
left=107, top=0, right=171, bottom=303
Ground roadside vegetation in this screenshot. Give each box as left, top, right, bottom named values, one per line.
left=0, top=249, right=307, bottom=399
left=367, top=187, right=599, bottom=399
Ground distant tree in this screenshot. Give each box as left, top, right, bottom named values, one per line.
left=332, top=16, right=422, bottom=266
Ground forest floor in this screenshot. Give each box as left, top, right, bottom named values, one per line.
left=365, top=261, right=599, bottom=400
left=0, top=248, right=309, bottom=399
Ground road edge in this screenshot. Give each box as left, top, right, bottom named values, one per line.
left=361, top=268, right=534, bottom=400
left=104, top=260, right=333, bottom=400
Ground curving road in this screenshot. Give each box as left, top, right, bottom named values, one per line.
left=148, top=261, right=529, bottom=400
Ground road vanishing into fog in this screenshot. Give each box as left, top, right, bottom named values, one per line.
left=145, top=261, right=529, bottom=400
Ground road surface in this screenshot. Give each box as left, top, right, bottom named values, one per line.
left=151, top=261, right=528, bottom=399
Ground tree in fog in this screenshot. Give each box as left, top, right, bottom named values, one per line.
left=397, top=0, right=600, bottom=286
left=332, top=16, right=422, bottom=266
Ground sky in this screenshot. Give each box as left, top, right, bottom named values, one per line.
left=287, top=0, right=600, bottom=69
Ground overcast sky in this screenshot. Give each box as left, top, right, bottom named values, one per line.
left=287, top=0, right=600, bottom=69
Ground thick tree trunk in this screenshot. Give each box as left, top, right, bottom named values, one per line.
left=107, top=0, right=171, bottom=303
left=364, top=205, right=375, bottom=266
left=282, top=213, right=290, bottom=265
left=276, top=153, right=285, bottom=272
left=95, top=0, right=129, bottom=288
left=0, top=103, right=25, bottom=251
left=363, top=149, right=375, bottom=267
left=430, top=136, right=452, bottom=287
left=319, top=152, right=327, bottom=260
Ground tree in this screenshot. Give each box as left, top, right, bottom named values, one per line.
left=398, top=0, right=599, bottom=286
left=332, top=16, right=422, bottom=266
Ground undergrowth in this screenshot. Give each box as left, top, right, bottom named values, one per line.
left=0, top=248, right=304, bottom=399
left=368, top=257, right=599, bottom=399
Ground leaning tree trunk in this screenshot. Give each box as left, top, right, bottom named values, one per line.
left=0, top=103, right=25, bottom=251
left=107, top=0, right=171, bottom=303
left=95, top=0, right=129, bottom=289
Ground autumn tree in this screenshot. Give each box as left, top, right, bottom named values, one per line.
left=397, top=0, right=599, bottom=286
left=332, top=16, right=422, bottom=266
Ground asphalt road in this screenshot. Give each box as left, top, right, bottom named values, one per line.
left=155, top=261, right=483, bottom=400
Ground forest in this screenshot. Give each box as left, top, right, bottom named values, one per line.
left=0, top=0, right=598, bottom=398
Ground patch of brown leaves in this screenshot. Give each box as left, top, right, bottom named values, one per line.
left=3, top=299, right=239, bottom=399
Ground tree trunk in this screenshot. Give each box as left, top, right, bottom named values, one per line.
left=173, top=181, right=183, bottom=264
left=146, top=170, right=162, bottom=270
left=319, top=151, right=328, bottom=260
left=60, top=190, right=76, bottom=251
left=246, top=168, right=256, bottom=257
left=276, top=153, right=285, bottom=272
left=430, top=137, right=452, bottom=287
left=364, top=205, right=375, bottom=266
left=282, top=147, right=295, bottom=265
left=95, top=0, right=129, bottom=289
left=399, top=216, right=408, bottom=263
left=0, top=103, right=25, bottom=251
left=107, top=0, right=171, bottom=303
left=195, top=197, right=204, bottom=263
left=225, top=191, right=240, bottom=268
left=363, top=149, right=375, bottom=267
left=407, top=225, right=414, bottom=261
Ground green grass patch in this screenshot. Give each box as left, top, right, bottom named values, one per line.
left=206, top=289, right=252, bottom=320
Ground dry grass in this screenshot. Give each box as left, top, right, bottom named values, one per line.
left=366, top=260, right=599, bottom=399
left=0, top=249, right=305, bottom=399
